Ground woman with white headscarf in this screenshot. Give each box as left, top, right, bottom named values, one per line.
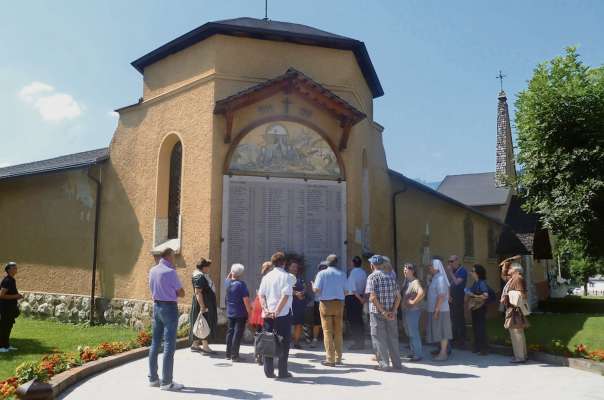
left=426, top=258, right=453, bottom=361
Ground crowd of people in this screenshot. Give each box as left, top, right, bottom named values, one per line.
left=146, top=248, right=530, bottom=391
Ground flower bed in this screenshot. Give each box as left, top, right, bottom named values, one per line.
left=0, top=330, right=152, bottom=400
left=490, top=334, right=604, bottom=362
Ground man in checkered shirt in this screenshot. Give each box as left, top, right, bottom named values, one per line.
left=365, top=255, right=402, bottom=370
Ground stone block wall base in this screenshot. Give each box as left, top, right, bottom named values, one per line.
left=19, top=291, right=192, bottom=330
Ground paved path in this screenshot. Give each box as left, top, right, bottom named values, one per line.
left=60, top=343, right=603, bottom=400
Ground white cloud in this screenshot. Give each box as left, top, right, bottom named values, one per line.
left=18, top=81, right=54, bottom=102
left=18, top=81, right=82, bottom=122
left=107, top=111, right=119, bottom=119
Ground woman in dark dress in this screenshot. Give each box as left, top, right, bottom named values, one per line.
left=189, top=258, right=217, bottom=354
left=289, top=262, right=307, bottom=349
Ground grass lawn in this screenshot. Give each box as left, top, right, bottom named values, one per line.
left=486, top=313, right=604, bottom=351
left=0, top=318, right=137, bottom=381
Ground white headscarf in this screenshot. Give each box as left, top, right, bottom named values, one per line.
left=432, top=259, right=450, bottom=287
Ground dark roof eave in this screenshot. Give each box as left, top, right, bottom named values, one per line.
left=130, top=21, right=384, bottom=98
left=0, top=152, right=109, bottom=182
left=388, top=169, right=504, bottom=226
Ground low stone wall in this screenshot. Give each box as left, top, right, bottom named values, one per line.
left=18, top=291, right=194, bottom=331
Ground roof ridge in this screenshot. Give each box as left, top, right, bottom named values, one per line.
left=0, top=148, right=109, bottom=181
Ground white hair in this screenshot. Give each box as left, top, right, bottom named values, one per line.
left=230, top=263, right=245, bottom=277
left=510, top=262, right=524, bottom=274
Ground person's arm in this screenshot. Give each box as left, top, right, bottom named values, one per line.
left=312, top=273, right=322, bottom=294
left=243, top=296, right=252, bottom=316
left=369, top=292, right=386, bottom=314
left=389, top=292, right=402, bottom=320
left=176, top=287, right=185, bottom=298
left=195, top=287, right=206, bottom=312
left=0, top=288, right=22, bottom=300
left=408, top=285, right=425, bottom=306
left=260, top=294, right=269, bottom=315
left=272, top=294, right=290, bottom=317
left=433, top=293, right=446, bottom=320
left=446, top=267, right=463, bottom=286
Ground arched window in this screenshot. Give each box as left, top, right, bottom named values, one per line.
left=464, top=215, right=474, bottom=258
left=167, top=141, right=182, bottom=239
left=153, top=133, right=183, bottom=252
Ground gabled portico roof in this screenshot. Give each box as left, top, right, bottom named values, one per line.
left=214, top=68, right=366, bottom=149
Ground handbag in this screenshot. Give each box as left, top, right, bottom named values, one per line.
left=254, top=330, right=281, bottom=358
left=193, top=312, right=211, bottom=340
left=508, top=290, right=531, bottom=316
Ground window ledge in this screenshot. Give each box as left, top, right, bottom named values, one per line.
left=151, top=238, right=181, bottom=255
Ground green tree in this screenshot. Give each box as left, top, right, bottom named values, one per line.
left=515, top=47, right=604, bottom=260
left=556, top=238, right=603, bottom=294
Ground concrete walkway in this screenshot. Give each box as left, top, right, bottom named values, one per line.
left=60, top=343, right=603, bottom=400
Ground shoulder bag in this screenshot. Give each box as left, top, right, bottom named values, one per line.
left=193, top=312, right=211, bottom=340
left=254, top=330, right=282, bottom=358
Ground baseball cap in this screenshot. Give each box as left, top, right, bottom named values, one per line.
left=368, top=255, right=384, bottom=265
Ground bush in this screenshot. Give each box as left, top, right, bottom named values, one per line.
left=14, top=361, right=49, bottom=384
left=538, top=296, right=604, bottom=314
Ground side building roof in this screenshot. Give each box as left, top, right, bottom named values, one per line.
left=388, top=169, right=504, bottom=226
left=0, top=148, right=109, bottom=181
left=131, top=17, right=384, bottom=98
left=437, top=172, right=511, bottom=206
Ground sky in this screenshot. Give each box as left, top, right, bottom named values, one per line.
left=1, top=0, right=603, bottom=182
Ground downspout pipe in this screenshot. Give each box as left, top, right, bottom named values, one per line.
left=392, top=187, right=407, bottom=277
left=87, top=166, right=102, bottom=325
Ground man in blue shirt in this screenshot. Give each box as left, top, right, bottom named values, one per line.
left=313, top=254, right=349, bottom=367
left=445, top=255, right=468, bottom=347
left=346, top=256, right=367, bottom=350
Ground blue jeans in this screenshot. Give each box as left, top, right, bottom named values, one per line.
left=226, top=317, right=247, bottom=358
left=148, top=302, right=178, bottom=385
left=404, top=309, right=422, bottom=358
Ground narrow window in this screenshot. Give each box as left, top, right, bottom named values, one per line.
left=167, top=141, right=182, bottom=239
left=464, top=215, right=474, bottom=258
left=488, top=225, right=497, bottom=259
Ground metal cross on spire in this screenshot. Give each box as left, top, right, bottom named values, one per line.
left=496, top=70, right=506, bottom=91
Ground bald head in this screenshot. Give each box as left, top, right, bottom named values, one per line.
left=448, top=255, right=460, bottom=270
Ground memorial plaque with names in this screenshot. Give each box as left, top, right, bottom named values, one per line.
left=224, top=177, right=345, bottom=295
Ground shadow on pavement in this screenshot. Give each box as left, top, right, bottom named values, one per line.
left=288, top=361, right=364, bottom=375
left=181, top=387, right=272, bottom=399
left=395, top=366, right=478, bottom=379
left=283, top=375, right=381, bottom=387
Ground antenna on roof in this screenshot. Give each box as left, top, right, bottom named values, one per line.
left=263, top=0, right=269, bottom=21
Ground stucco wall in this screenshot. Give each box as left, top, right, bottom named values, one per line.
left=390, top=175, right=503, bottom=290
left=98, top=78, right=216, bottom=301
left=0, top=169, right=98, bottom=295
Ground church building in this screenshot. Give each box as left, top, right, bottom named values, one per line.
left=0, top=18, right=550, bottom=324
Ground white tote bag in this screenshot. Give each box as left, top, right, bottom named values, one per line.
left=193, top=312, right=211, bottom=339
left=508, top=290, right=531, bottom=316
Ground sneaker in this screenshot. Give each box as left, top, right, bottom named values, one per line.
left=0, top=348, right=9, bottom=353
left=160, top=382, right=184, bottom=391
left=309, top=339, right=318, bottom=348
left=293, top=343, right=302, bottom=350
left=149, top=380, right=160, bottom=387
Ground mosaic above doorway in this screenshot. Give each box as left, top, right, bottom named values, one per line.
left=228, top=121, right=341, bottom=179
